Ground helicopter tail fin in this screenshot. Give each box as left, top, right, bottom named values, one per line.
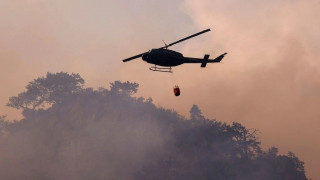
left=201, top=54, right=210, bottom=67
left=210, top=52, right=227, bottom=63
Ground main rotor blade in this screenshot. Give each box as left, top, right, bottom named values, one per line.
left=122, top=52, right=146, bottom=62
left=161, top=29, right=211, bottom=49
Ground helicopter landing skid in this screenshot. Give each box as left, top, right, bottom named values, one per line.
left=149, top=65, right=172, bottom=73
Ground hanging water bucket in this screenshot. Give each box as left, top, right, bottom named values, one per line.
left=173, top=86, right=180, bottom=96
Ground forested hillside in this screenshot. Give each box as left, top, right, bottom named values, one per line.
left=0, top=72, right=308, bottom=180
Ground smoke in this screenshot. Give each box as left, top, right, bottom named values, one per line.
left=0, top=90, right=170, bottom=179
left=178, top=0, right=320, bottom=179
left=0, top=77, right=308, bottom=179
left=0, top=0, right=319, bottom=178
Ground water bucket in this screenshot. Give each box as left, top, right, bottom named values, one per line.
left=173, top=86, right=180, bottom=96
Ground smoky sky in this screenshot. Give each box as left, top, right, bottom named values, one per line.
left=179, top=1, right=320, bottom=179
left=1, top=0, right=320, bottom=179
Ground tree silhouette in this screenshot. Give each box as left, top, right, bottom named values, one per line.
left=7, top=72, right=84, bottom=110
left=230, top=122, right=261, bottom=159
left=190, top=104, right=205, bottom=120
left=287, top=152, right=305, bottom=173
left=110, top=81, right=139, bottom=96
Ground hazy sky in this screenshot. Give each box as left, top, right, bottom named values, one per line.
left=0, top=0, right=319, bottom=179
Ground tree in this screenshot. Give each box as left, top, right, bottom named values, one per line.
left=265, top=147, right=279, bottom=159
left=110, top=81, right=139, bottom=96
left=7, top=72, right=84, bottom=110
left=287, top=152, right=305, bottom=173
left=0, top=115, right=7, bottom=136
left=230, top=122, right=261, bottom=159
left=189, top=104, right=204, bottom=120
left=7, top=91, right=37, bottom=110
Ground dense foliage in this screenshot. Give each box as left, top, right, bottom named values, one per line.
left=0, top=72, right=307, bottom=180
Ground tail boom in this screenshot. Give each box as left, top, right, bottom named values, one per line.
left=183, top=52, right=227, bottom=67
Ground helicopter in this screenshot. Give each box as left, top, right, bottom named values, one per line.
left=122, top=28, right=227, bottom=73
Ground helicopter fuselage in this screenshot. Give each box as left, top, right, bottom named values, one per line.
left=142, top=49, right=184, bottom=67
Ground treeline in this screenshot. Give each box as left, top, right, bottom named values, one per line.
left=0, top=72, right=308, bottom=180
